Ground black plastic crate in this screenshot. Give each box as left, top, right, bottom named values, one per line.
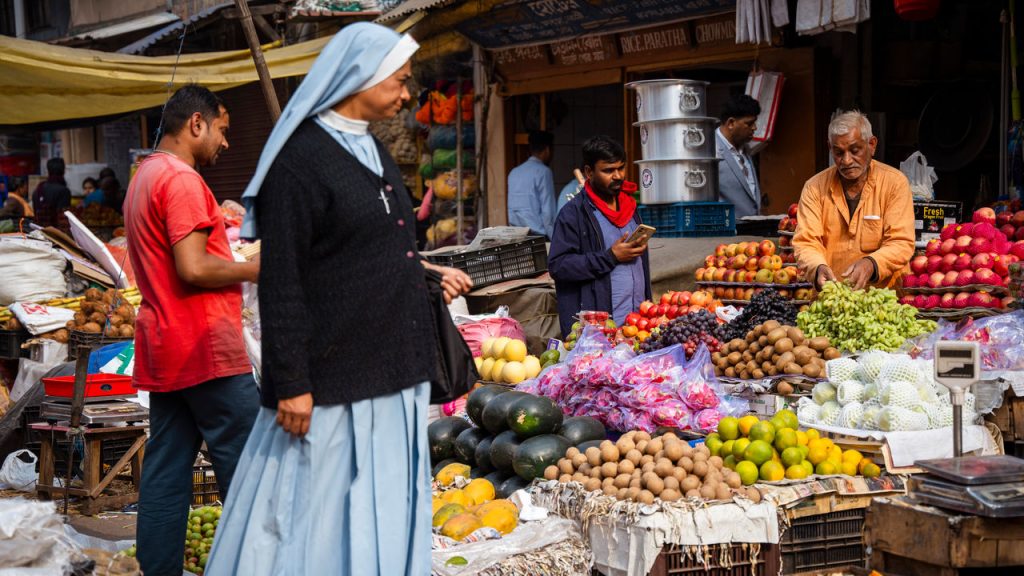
left=424, top=236, right=548, bottom=288
left=638, top=202, right=736, bottom=238
left=653, top=543, right=779, bottom=576
left=67, top=329, right=132, bottom=360
left=192, top=462, right=220, bottom=506
left=25, top=431, right=136, bottom=476
left=781, top=508, right=867, bottom=573
left=0, top=328, right=29, bottom=359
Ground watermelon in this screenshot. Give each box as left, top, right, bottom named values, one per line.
left=454, top=427, right=490, bottom=463
left=496, top=475, right=530, bottom=499
left=481, top=391, right=527, bottom=434
left=470, top=468, right=484, bottom=479
left=512, top=434, right=571, bottom=481
left=557, top=416, right=606, bottom=446
left=474, top=435, right=496, bottom=474
left=507, top=395, right=564, bottom=438
left=576, top=439, right=603, bottom=453
left=428, top=417, right=472, bottom=464
left=484, top=469, right=511, bottom=487
left=432, top=458, right=458, bottom=477
left=466, top=385, right=507, bottom=428
left=489, top=430, right=522, bottom=472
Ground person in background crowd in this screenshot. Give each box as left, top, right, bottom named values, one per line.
left=0, top=176, right=33, bottom=232
left=80, top=177, right=102, bottom=207
left=206, top=22, right=471, bottom=576
left=549, top=136, right=652, bottom=337
left=793, top=110, right=915, bottom=291
left=124, top=84, right=260, bottom=576
left=99, top=175, right=124, bottom=213
left=507, top=130, right=556, bottom=238
left=31, top=157, right=71, bottom=228
left=557, top=168, right=585, bottom=213
left=716, top=94, right=763, bottom=218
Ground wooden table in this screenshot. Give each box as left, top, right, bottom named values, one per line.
left=31, top=423, right=147, bottom=515
left=866, top=496, right=1024, bottom=575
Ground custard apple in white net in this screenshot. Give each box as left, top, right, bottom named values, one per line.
left=857, top=351, right=890, bottom=382
left=878, top=406, right=930, bottom=432
left=881, top=380, right=920, bottom=409
left=798, top=400, right=822, bottom=424
left=837, top=380, right=866, bottom=405
left=812, top=382, right=837, bottom=405
left=862, top=381, right=879, bottom=402
left=861, top=400, right=883, bottom=430
left=838, top=401, right=865, bottom=429
left=826, top=358, right=860, bottom=383
left=913, top=381, right=939, bottom=405
left=877, top=354, right=920, bottom=386
left=820, top=400, right=841, bottom=426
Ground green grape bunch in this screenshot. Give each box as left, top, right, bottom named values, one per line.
left=796, top=281, right=936, bottom=352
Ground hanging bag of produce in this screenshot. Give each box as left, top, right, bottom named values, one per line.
left=426, top=267, right=478, bottom=403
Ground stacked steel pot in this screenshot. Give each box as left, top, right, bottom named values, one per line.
left=627, top=80, right=720, bottom=204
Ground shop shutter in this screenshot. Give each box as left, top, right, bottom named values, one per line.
left=201, top=82, right=286, bottom=203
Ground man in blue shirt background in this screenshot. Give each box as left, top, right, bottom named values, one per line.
left=507, top=130, right=556, bottom=237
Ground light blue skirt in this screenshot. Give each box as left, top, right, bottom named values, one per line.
left=206, top=381, right=432, bottom=576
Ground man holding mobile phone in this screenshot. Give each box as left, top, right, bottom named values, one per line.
left=549, top=136, right=652, bottom=337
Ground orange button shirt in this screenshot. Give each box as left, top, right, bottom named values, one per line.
left=793, top=160, right=915, bottom=288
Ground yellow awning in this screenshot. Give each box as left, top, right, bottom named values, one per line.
left=0, top=34, right=330, bottom=125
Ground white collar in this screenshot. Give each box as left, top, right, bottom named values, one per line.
left=317, top=109, right=369, bottom=135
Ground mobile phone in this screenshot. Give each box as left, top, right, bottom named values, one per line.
left=627, top=224, right=656, bottom=245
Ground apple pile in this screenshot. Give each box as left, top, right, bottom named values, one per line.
left=620, top=290, right=720, bottom=342
left=695, top=241, right=800, bottom=285
left=776, top=203, right=798, bottom=265
left=988, top=205, right=1024, bottom=242
left=900, top=210, right=1018, bottom=311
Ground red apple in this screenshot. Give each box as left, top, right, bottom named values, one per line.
left=918, top=273, right=931, bottom=286
left=899, top=295, right=916, bottom=306
left=940, top=238, right=957, bottom=255
left=993, top=236, right=1011, bottom=255
left=1012, top=242, right=1024, bottom=260
left=903, top=274, right=919, bottom=288
left=924, top=294, right=942, bottom=309
left=626, top=312, right=641, bottom=326
left=705, top=255, right=717, bottom=268
left=968, top=237, right=992, bottom=256
left=714, top=244, right=728, bottom=258
left=779, top=216, right=790, bottom=232
left=716, top=256, right=728, bottom=267
left=728, top=255, right=740, bottom=270
left=925, top=239, right=942, bottom=257
left=972, top=252, right=994, bottom=270
left=910, top=255, right=929, bottom=274
left=975, top=269, right=999, bottom=285
left=713, top=268, right=728, bottom=282
left=667, top=305, right=679, bottom=319
left=744, top=243, right=760, bottom=258
left=953, top=253, right=973, bottom=271
left=787, top=217, right=797, bottom=232
left=639, top=301, right=654, bottom=316
left=788, top=203, right=798, bottom=218
left=954, top=292, right=972, bottom=308
left=973, top=207, right=997, bottom=226
left=955, top=223, right=976, bottom=238
left=773, top=270, right=791, bottom=285
left=913, top=294, right=928, bottom=308
left=998, top=211, right=1013, bottom=227
left=660, top=292, right=673, bottom=304
left=994, top=256, right=1010, bottom=277
left=941, top=253, right=958, bottom=272
left=1013, top=210, right=1024, bottom=227
left=940, top=292, right=957, bottom=308
left=942, top=271, right=959, bottom=287
left=779, top=235, right=790, bottom=247
left=758, top=239, right=776, bottom=257
left=637, top=318, right=650, bottom=331
left=745, top=257, right=759, bottom=272
left=1016, top=227, right=1024, bottom=241
left=677, top=291, right=691, bottom=306
left=928, top=272, right=946, bottom=289
left=974, top=222, right=998, bottom=241
left=927, top=255, right=944, bottom=274
left=757, top=255, right=773, bottom=270
left=1001, top=224, right=1017, bottom=240
left=955, top=236, right=974, bottom=253
left=969, top=292, right=995, bottom=308
left=940, top=224, right=958, bottom=241
left=955, top=269, right=976, bottom=286
left=656, top=303, right=668, bottom=317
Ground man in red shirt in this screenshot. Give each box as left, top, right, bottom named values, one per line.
left=124, top=85, right=259, bottom=576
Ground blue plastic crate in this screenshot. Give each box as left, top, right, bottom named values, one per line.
left=637, top=202, right=736, bottom=238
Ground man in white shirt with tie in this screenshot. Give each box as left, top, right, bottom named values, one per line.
left=715, top=95, right=762, bottom=218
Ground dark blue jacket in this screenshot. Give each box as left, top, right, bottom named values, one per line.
left=548, top=192, right=652, bottom=337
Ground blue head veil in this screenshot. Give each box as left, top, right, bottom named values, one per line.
left=240, top=22, right=416, bottom=239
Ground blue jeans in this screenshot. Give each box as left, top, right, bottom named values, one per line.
left=137, top=373, right=259, bottom=576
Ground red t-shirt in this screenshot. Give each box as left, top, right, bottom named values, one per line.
left=124, top=153, right=250, bottom=393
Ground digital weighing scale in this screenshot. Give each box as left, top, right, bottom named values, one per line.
left=908, top=455, right=1024, bottom=517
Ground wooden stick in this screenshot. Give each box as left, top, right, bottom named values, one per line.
left=234, top=0, right=281, bottom=122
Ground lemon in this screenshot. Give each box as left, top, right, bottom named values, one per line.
left=522, top=356, right=542, bottom=379
left=732, top=438, right=751, bottom=461
left=503, top=339, right=528, bottom=362
left=735, top=461, right=759, bottom=485
left=491, top=359, right=507, bottom=383
left=840, top=461, right=858, bottom=476
left=785, top=464, right=809, bottom=480
left=842, top=449, right=863, bottom=464
left=723, top=455, right=738, bottom=470
left=828, top=446, right=844, bottom=464
left=807, top=445, right=829, bottom=466
left=774, top=428, right=798, bottom=452
left=759, top=461, right=785, bottom=482
left=744, top=440, right=774, bottom=466
left=480, top=358, right=495, bottom=381
left=800, top=460, right=814, bottom=477
left=862, top=462, right=882, bottom=478
left=720, top=440, right=735, bottom=458
left=717, top=417, right=740, bottom=441
left=806, top=428, right=820, bottom=441
left=481, top=337, right=497, bottom=359
left=738, top=415, right=759, bottom=437
left=749, top=421, right=776, bottom=444
left=781, top=447, right=804, bottom=468
left=776, top=409, right=799, bottom=430
left=795, top=430, right=809, bottom=447
left=492, top=337, right=511, bottom=360
left=814, top=460, right=838, bottom=476
left=706, top=437, right=724, bottom=457
left=501, top=361, right=526, bottom=385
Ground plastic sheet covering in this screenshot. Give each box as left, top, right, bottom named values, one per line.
left=0, top=499, right=87, bottom=575
left=431, top=516, right=583, bottom=576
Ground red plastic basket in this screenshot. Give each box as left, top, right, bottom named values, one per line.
left=42, top=374, right=136, bottom=398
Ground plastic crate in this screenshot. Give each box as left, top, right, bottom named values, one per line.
left=27, top=433, right=136, bottom=476
left=192, top=462, right=219, bottom=506
left=67, top=329, right=132, bottom=360
left=781, top=508, right=867, bottom=574
left=0, top=328, right=29, bottom=359
left=649, top=543, right=779, bottom=576
left=424, top=236, right=548, bottom=288
left=638, top=202, right=736, bottom=238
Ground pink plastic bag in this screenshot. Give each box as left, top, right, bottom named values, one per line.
left=458, top=317, right=527, bottom=357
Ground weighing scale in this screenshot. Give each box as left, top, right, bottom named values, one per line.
left=40, top=398, right=148, bottom=425
left=906, top=342, right=1024, bottom=517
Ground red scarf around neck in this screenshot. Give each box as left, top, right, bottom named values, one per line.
left=586, top=181, right=637, bottom=228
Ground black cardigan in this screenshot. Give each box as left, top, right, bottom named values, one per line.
left=255, top=120, right=437, bottom=408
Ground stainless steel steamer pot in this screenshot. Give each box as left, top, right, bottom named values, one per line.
left=637, top=117, right=718, bottom=160
left=626, top=79, right=709, bottom=122
left=636, top=158, right=719, bottom=204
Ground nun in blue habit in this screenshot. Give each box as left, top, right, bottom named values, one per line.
left=206, top=22, right=471, bottom=576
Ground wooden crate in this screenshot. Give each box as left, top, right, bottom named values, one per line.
left=986, top=391, right=1024, bottom=441
left=866, top=496, right=1024, bottom=575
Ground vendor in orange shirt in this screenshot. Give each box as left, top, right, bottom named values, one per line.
left=793, top=111, right=915, bottom=290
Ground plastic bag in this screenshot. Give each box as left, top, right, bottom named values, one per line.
left=8, top=302, right=75, bottom=335
left=0, top=238, right=67, bottom=306
left=678, top=344, right=724, bottom=410
left=906, top=311, right=1024, bottom=372
left=0, top=449, right=37, bottom=492
left=899, top=151, right=938, bottom=201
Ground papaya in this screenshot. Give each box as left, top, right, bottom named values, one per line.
left=435, top=462, right=471, bottom=486
left=441, top=513, right=483, bottom=541
left=440, top=488, right=469, bottom=507
left=463, top=478, right=495, bottom=506
left=432, top=503, right=465, bottom=527
left=476, top=503, right=518, bottom=535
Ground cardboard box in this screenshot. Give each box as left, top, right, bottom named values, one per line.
left=747, top=393, right=802, bottom=417
left=914, top=200, right=963, bottom=247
